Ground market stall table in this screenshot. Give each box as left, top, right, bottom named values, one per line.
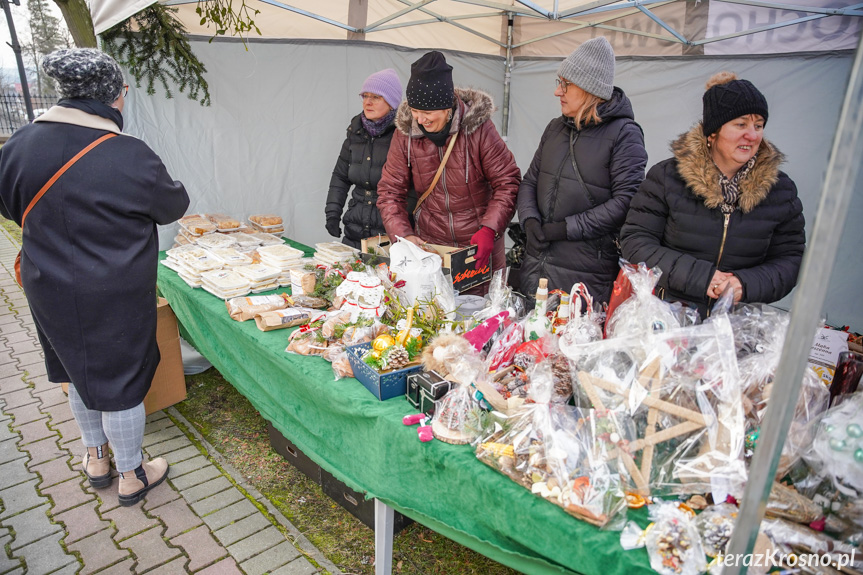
left=157, top=239, right=654, bottom=575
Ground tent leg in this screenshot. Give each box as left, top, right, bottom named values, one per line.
left=502, top=14, right=514, bottom=139
left=375, top=499, right=394, bottom=575
left=722, top=31, right=863, bottom=575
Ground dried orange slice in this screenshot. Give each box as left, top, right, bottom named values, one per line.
left=625, top=492, right=646, bottom=509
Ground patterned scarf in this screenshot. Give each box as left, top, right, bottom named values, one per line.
left=361, top=109, right=396, bottom=138
left=717, top=154, right=757, bottom=213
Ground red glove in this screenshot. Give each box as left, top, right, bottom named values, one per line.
left=470, top=226, right=495, bottom=270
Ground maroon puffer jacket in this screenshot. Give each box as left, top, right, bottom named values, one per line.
left=377, top=88, right=521, bottom=279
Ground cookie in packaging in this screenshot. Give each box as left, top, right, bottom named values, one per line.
left=632, top=502, right=706, bottom=575
left=696, top=503, right=737, bottom=557
left=226, top=294, right=287, bottom=321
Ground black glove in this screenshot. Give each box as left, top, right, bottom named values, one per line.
left=542, top=221, right=567, bottom=242
left=326, top=218, right=341, bottom=238
left=523, top=219, right=549, bottom=251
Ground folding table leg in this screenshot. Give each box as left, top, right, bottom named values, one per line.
left=375, top=499, right=394, bottom=575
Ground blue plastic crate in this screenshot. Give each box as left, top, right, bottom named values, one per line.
left=345, top=342, right=423, bottom=401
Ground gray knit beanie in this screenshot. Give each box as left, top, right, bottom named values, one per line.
left=556, top=37, right=615, bottom=100
left=41, top=48, right=124, bottom=106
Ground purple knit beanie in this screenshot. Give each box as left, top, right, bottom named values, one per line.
left=360, top=69, right=403, bottom=110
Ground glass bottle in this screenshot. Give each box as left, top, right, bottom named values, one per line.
left=553, top=294, right=570, bottom=334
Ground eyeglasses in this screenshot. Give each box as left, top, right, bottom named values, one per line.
left=122, top=84, right=129, bottom=98
left=361, top=93, right=383, bottom=103
left=555, top=77, right=573, bottom=93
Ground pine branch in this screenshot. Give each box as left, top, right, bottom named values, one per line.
left=101, top=5, right=211, bottom=106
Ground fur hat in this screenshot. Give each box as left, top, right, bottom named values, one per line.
left=360, top=68, right=403, bottom=110
left=557, top=37, right=615, bottom=100
left=42, top=48, right=124, bottom=106
left=702, top=72, right=769, bottom=136
left=406, top=51, right=454, bottom=111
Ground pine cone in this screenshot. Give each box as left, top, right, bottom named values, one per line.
left=385, top=345, right=409, bottom=370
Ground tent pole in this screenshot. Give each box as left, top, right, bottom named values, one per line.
left=502, top=14, right=513, bottom=139
left=721, top=31, right=863, bottom=575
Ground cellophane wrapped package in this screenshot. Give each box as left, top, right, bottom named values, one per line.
left=431, top=356, right=490, bottom=444
left=563, top=316, right=746, bottom=499
left=711, top=304, right=829, bottom=477
left=802, top=391, right=863, bottom=498
left=476, top=360, right=629, bottom=528
left=605, top=262, right=681, bottom=340
left=474, top=269, right=526, bottom=324
left=557, top=283, right=603, bottom=358
left=696, top=503, right=737, bottom=557
left=645, top=503, right=706, bottom=575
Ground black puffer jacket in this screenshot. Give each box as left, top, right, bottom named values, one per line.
left=326, top=113, right=395, bottom=249
left=517, top=87, right=647, bottom=304
left=620, top=124, right=806, bottom=316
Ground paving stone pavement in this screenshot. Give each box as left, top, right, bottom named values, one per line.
left=0, top=227, right=341, bottom=575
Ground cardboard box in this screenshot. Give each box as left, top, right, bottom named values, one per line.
left=143, top=298, right=187, bottom=414
left=808, top=327, right=850, bottom=386
left=361, top=235, right=491, bottom=293
left=61, top=299, right=187, bottom=414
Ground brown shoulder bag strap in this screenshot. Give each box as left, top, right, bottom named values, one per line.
left=20, top=133, right=117, bottom=228
left=412, top=131, right=458, bottom=216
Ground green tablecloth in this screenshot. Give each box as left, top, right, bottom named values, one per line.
left=158, top=240, right=652, bottom=575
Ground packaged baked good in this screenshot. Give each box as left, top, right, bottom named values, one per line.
left=286, top=294, right=328, bottom=309
left=179, top=214, right=217, bottom=236
left=229, top=232, right=263, bottom=249
left=174, top=248, right=223, bottom=273
left=226, top=294, right=288, bottom=322
left=255, top=307, right=314, bottom=331
left=195, top=233, right=237, bottom=250
left=207, top=248, right=253, bottom=268
left=205, top=213, right=241, bottom=230
left=248, top=232, right=284, bottom=246
left=249, top=214, right=283, bottom=228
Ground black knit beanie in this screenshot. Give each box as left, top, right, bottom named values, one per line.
left=702, top=76, right=769, bottom=136
left=406, top=51, right=454, bottom=111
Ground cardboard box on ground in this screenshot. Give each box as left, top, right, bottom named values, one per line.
left=60, top=298, right=187, bottom=414
left=360, top=235, right=491, bottom=293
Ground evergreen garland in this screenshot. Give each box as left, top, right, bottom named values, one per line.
left=102, top=5, right=211, bottom=106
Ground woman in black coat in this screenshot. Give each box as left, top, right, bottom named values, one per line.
left=620, top=72, right=806, bottom=317
left=0, top=49, right=189, bottom=505
left=326, top=68, right=406, bottom=248
left=517, top=37, right=647, bottom=304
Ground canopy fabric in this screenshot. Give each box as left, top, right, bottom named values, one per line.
left=91, top=0, right=863, bottom=57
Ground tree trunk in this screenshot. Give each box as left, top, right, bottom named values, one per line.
left=52, top=0, right=97, bottom=47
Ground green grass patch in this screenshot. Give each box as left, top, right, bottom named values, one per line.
left=177, top=369, right=520, bottom=575
left=0, top=217, right=21, bottom=244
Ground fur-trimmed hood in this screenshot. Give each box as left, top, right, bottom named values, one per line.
left=395, top=87, right=495, bottom=138
left=672, top=123, right=784, bottom=214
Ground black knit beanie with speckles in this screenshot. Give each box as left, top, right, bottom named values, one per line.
left=42, top=48, right=124, bottom=106
left=406, top=51, right=454, bottom=111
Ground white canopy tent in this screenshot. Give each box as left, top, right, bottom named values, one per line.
left=83, top=2, right=863, bottom=573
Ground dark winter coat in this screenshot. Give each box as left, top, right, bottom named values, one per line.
left=517, top=87, right=647, bottom=304
left=377, top=88, right=521, bottom=283
left=0, top=100, right=189, bottom=411
left=620, top=124, right=806, bottom=316
left=326, top=113, right=395, bottom=249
